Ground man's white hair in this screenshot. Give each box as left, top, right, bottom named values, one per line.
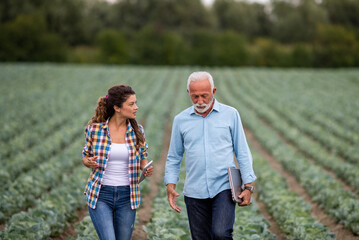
left=187, top=71, right=214, bottom=92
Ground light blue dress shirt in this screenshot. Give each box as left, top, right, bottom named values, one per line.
left=164, top=100, right=257, bottom=199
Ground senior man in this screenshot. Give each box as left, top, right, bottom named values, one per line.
left=164, top=71, right=256, bottom=240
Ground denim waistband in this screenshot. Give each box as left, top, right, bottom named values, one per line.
left=102, top=185, right=130, bottom=189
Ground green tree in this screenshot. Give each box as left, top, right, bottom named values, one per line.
left=314, top=24, right=359, bottom=67
left=290, top=44, right=314, bottom=67
left=250, top=38, right=290, bottom=67
left=161, top=32, right=190, bottom=65
left=130, top=24, right=189, bottom=65
left=322, top=0, right=359, bottom=28
left=213, top=0, right=271, bottom=38
left=270, top=0, right=328, bottom=43
left=0, top=12, right=66, bottom=61
left=109, top=0, right=150, bottom=32
left=130, top=25, right=165, bottom=65
left=96, top=29, right=128, bottom=64
left=0, top=0, right=46, bottom=23
left=81, top=0, right=114, bottom=44
left=151, top=0, right=216, bottom=31
left=214, top=31, right=249, bottom=66
left=0, top=0, right=87, bottom=45
left=187, top=29, right=218, bottom=66
left=42, top=0, right=87, bottom=45
left=110, top=0, right=215, bottom=32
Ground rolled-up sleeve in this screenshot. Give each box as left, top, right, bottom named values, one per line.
left=163, top=117, right=184, bottom=185
left=82, top=125, right=93, bottom=158
left=232, top=111, right=257, bottom=184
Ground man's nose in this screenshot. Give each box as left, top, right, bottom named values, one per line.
left=198, top=97, right=204, bottom=105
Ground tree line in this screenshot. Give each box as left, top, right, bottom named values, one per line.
left=0, top=0, right=359, bottom=67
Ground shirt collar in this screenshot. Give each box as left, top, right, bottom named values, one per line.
left=102, top=118, right=133, bottom=132
left=127, top=120, right=133, bottom=132
left=101, top=118, right=110, bottom=129
left=190, top=98, right=219, bottom=116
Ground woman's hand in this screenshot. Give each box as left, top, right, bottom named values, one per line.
left=82, top=156, right=98, bottom=169
left=140, top=160, right=153, bottom=177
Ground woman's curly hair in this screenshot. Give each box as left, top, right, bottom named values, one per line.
left=87, top=84, right=145, bottom=148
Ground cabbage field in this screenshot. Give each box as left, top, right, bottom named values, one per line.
left=0, top=64, right=358, bottom=240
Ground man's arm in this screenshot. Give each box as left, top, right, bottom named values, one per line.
left=164, top=117, right=184, bottom=212
left=231, top=110, right=257, bottom=184
left=166, top=183, right=182, bottom=213
left=231, top=110, right=256, bottom=206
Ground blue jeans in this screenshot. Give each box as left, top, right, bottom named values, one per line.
left=184, top=189, right=235, bottom=240
left=88, top=185, right=136, bottom=240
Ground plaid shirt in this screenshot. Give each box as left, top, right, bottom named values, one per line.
left=82, top=119, right=148, bottom=210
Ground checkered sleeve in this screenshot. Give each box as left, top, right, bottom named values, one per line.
left=82, top=125, right=93, bottom=158
left=139, top=124, right=148, bottom=161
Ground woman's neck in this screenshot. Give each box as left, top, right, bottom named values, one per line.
left=109, top=115, right=127, bottom=129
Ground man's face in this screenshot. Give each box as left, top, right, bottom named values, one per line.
left=188, top=79, right=216, bottom=113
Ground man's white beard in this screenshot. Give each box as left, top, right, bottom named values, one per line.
left=194, top=96, right=214, bottom=113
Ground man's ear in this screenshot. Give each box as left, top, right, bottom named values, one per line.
left=187, top=89, right=189, bottom=93
left=213, top=88, right=217, bottom=95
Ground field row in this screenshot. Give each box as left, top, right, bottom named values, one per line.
left=0, top=65, right=358, bottom=239
left=217, top=71, right=359, bottom=236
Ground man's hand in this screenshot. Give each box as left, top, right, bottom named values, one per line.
left=238, top=189, right=252, bottom=206
left=82, top=156, right=98, bottom=169
left=167, top=183, right=181, bottom=213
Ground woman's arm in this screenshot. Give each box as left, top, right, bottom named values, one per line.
left=82, top=125, right=98, bottom=168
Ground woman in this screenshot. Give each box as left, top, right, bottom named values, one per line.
left=82, top=84, right=153, bottom=240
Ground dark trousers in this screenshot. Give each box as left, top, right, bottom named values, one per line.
left=184, top=189, right=236, bottom=240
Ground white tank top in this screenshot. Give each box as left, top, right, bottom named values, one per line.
left=102, top=143, right=130, bottom=186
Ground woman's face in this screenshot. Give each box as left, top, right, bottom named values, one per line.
left=118, top=94, right=138, bottom=119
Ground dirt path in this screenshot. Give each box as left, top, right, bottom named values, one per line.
left=51, top=207, right=88, bottom=240
left=131, top=121, right=171, bottom=240
left=253, top=193, right=287, bottom=240
left=245, top=127, right=359, bottom=240
left=240, top=127, right=286, bottom=240
left=259, top=115, right=359, bottom=198
left=276, top=125, right=359, bottom=198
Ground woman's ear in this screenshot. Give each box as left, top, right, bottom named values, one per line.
left=114, top=105, right=121, bottom=112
